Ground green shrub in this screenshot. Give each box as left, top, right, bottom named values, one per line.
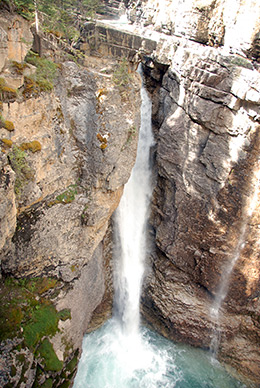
left=66, top=354, right=78, bottom=373
left=113, top=58, right=132, bottom=88
left=58, top=308, right=71, bottom=321
left=229, top=56, right=253, bottom=69
left=0, top=276, right=63, bottom=343
left=13, top=0, right=35, bottom=20
left=0, top=275, right=70, bottom=358
left=8, top=145, right=34, bottom=195
left=41, top=378, right=53, bottom=388
left=55, top=185, right=78, bottom=204
left=25, top=51, right=58, bottom=92
left=20, top=277, right=58, bottom=295
left=58, top=381, right=70, bottom=388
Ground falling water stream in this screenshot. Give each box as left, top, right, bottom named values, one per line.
left=209, top=224, right=247, bottom=357
left=73, top=69, right=246, bottom=388
left=210, top=165, right=260, bottom=357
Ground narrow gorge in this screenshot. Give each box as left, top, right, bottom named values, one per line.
left=0, top=0, right=260, bottom=387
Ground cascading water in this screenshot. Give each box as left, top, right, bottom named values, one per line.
left=73, top=67, right=247, bottom=388
left=113, top=77, right=154, bottom=338
left=210, top=224, right=247, bottom=357
left=210, top=165, right=260, bottom=357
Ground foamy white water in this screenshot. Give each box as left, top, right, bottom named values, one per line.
left=113, top=77, right=154, bottom=337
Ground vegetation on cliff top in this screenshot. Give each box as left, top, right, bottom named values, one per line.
left=24, top=50, right=58, bottom=94
left=1, top=0, right=103, bottom=42
left=113, top=58, right=133, bottom=88
left=0, top=52, right=58, bottom=99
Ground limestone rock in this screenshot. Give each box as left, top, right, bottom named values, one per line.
left=127, top=0, right=260, bottom=57
left=0, top=154, right=16, bottom=257
left=142, top=38, right=260, bottom=384
left=0, top=60, right=141, bottom=281
left=0, top=12, right=33, bottom=72
left=0, top=42, right=141, bottom=386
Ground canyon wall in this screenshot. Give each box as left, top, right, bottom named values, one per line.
left=141, top=25, right=260, bottom=387
left=0, top=10, right=141, bottom=387
left=1, top=0, right=260, bottom=386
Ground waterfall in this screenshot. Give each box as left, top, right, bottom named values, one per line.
left=73, top=67, right=246, bottom=388
left=210, top=163, right=260, bottom=357
left=210, top=225, right=246, bottom=357
left=73, top=67, right=164, bottom=387
left=34, top=0, right=39, bottom=33
left=114, top=71, right=154, bottom=337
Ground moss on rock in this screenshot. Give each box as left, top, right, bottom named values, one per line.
left=23, top=305, right=60, bottom=349
left=48, top=185, right=78, bottom=206
left=1, top=138, right=13, bottom=148
left=4, top=120, right=15, bottom=131
left=37, top=339, right=63, bottom=372
left=40, top=378, right=53, bottom=388
left=57, top=309, right=71, bottom=321
left=20, top=141, right=42, bottom=153
left=0, top=277, right=67, bottom=345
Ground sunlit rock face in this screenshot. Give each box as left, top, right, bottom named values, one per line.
left=0, top=13, right=33, bottom=72
left=128, top=0, right=260, bottom=59
left=0, top=11, right=141, bottom=386
left=141, top=38, right=260, bottom=384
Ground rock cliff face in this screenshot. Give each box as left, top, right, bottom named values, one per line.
left=0, top=10, right=141, bottom=387
left=127, top=0, right=260, bottom=61
left=141, top=30, right=260, bottom=385
left=1, top=0, right=260, bottom=386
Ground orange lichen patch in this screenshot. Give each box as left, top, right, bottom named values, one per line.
left=20, top=141, right=42, bottom=153
left=100, top=143, right=107, bottom=150
left=97, top=133, right=107, bottom=143
left=1, top=138, right=13, bottom=148
left=4, top=120, right=15, bottom=131
left=96, top=88, right=107, bottom=102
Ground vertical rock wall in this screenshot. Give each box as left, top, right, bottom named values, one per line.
left=141, top=36, right=260, bottom=384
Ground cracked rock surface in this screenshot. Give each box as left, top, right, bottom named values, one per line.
left=142, top=39, right=260, bottom=384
